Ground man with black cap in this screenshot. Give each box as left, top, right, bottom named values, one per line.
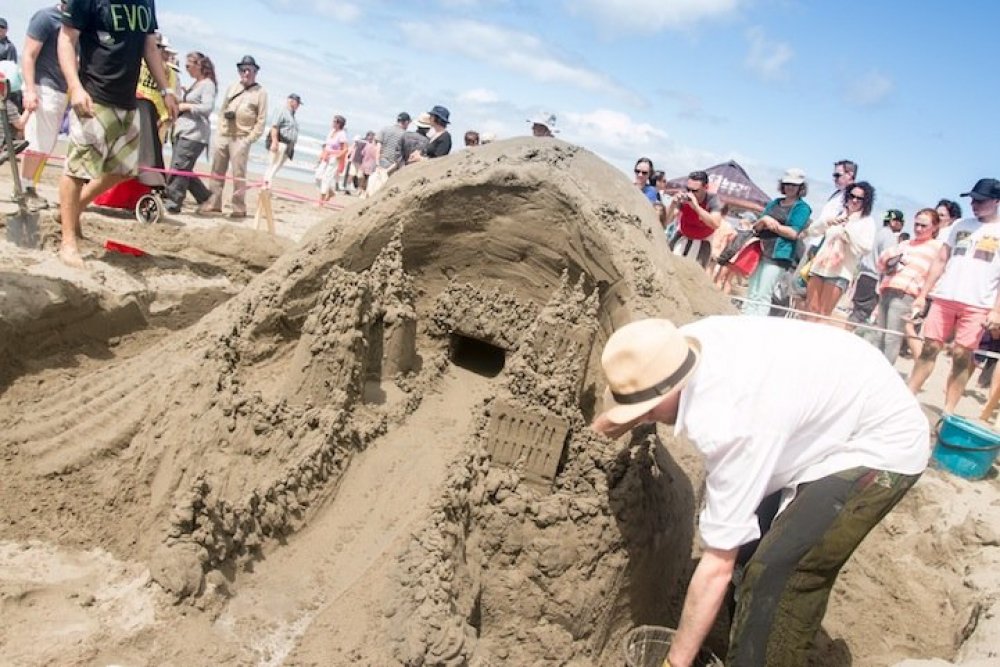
left=201, top=55, right=268, bottom=218
left=593, top=315, right=928, bottom=666
left=399, top=112, right=432, bottom=168
left=263, top=92, right=301, bottom=186
left=909, top=177, right=1000, bottom=413
left=365, top=111, right=410, bottom=197
left=850, top=208, right=903, bottom=325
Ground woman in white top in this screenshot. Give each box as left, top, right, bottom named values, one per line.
left=806, top=181, right=877, bottom=320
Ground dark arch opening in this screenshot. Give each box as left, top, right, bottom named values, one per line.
left=449, top=334, right=506, bottom=377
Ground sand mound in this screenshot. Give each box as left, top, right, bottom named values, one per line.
left=0, top=139, right=728, bottom=663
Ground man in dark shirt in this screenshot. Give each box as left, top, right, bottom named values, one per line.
left=399, top=112, right=431, bottom=168
left=57, top=0, right=176, bottom=268
left=0, top=17, right=17, bottom=62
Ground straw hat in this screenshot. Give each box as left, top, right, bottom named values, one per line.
left=598, top=319, right=701, bottom=425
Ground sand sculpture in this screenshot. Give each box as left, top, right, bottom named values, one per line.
left=3, top=140, right=994, bottom=665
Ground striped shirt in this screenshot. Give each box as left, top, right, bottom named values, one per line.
left=878, top=238, right=943, bottom=297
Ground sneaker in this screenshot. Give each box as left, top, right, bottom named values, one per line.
left=23, top=187, right=51, bottom=211
left=165, top=202, right=182, bottom=214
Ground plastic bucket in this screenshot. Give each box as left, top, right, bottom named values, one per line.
left=931, top=414, right=1000, bottom=480
left=622, top=625, right=723, bottom=667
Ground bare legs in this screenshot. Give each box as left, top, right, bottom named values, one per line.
left=804, top=277, right=844, bottom=324
left=58, top=172, right=129, bottom=267
left=907, top=341, right=974, bottom=414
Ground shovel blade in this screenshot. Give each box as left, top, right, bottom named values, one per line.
left=6, top=211, right=41, bottom=249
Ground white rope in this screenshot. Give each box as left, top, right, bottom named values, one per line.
left=729, top=295, right=1000, bottom=361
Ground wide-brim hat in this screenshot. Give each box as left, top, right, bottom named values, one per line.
left=428, top=105, right=451, bottom=125
left=597, top=318, right=701, bottom=425
left=961, top=178, right=1000, bottom=201
left=236, top=55, right=260, bottom=71
left=415, top=112, right=433, bottom=129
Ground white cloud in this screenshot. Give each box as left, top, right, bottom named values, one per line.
left=458, top=88, right=501, bottom=105
left=398, top=19, right=639, bottom=104
left=257, top=0, right=361, bottom=22
left=563, top=109, right=668, bottom=147
left=567, top=0, right=743, bottom=33
left=844, top=69, right=894, bottom=107
left=744, top=26, right=793, bottom=81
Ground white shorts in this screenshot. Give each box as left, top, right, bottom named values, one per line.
left=24, top=85, right=69, bottom=169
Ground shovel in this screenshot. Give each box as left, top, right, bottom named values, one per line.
left=1, top=87, right=40, bottom=249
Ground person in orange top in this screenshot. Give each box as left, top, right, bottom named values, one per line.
left=873, top=208, right=943, bottom=363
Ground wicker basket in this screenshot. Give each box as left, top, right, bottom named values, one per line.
left=622, top=625, right=723, bottom=667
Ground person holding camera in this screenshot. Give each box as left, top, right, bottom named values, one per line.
left=665, top=170, right=724, bottom=269
left=200, top=55, right=267, bottom=219
left=872, top=208, right=942, bottom=363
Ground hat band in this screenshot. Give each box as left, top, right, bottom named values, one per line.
left=610, top=346, right=696, bottom=405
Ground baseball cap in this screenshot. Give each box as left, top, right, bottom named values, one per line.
left=961, top=178, right=1000, bottom=201
left=0, top=18, right=7, bottom=29
left=883, top=209, right=904, bottom=224
left=288, top=93, right=303, bottom=104
left=397, top=112, right=411, bottom=123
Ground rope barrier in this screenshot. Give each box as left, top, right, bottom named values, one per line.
left=729, top=294, right=1000, bottom=361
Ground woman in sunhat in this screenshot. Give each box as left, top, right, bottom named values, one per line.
left=592, top=315, right=927, bottom=667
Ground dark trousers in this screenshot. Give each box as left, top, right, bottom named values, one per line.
left=727, top=467, right=919, bottom=666
left=165, top=137, right=211, bottom=207
left=849, top=273, right=880, bottom=324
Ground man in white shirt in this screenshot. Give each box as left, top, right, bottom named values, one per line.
left=804, top=159, right=857, bottom=250
left=908, top=177, right=1000, bottom=413
left=592, top=316, right=928, bottom=667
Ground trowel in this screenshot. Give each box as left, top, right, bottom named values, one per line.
left=1, top=77, right=39, bottom=249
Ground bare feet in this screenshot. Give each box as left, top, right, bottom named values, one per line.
left=59, top=244, right=86, bottom=269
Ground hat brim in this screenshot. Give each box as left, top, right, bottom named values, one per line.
left=596, top=337, right=701, bottom=426
left=781, top=179, right=805, bottom=186
left=963, top=191, right=997, bottom=201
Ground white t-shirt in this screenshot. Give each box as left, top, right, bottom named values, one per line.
left=673, top=316, right=929, bottom=550
left=931, top=218, right=1000, bottom=309
left=803, top=188, right=845, bottom=246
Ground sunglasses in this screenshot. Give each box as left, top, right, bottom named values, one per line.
left=833, top=172, right=846, bottom=179
left=913, top=222, right=931, bottom=228
left=847, top=193, right=865, bottom=201
left=634, top=169, right=649, bottom=175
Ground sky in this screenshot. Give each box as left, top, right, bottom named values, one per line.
left=4, top=0, right=998, bottom=218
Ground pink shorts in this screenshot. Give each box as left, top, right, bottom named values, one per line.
left=922, top=298, right=989, bottom=349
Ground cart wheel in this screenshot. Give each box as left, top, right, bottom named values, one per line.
left=135, top=193, right=164, bottom=224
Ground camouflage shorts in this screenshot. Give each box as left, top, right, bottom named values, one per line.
left=64, top=102, right=139, bottom=180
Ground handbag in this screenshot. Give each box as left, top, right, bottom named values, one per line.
left=730, top=239, right=763, bottom=277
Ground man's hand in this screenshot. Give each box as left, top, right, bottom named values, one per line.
left=163, top=92, right=179, bottom=121
left=910, top=296, right=926, bottom=321
left=591, top=413, right=640, bottom=439
left=70, top=85, right=94, bottom=118
left=987, top=308, right=1000, bottom=334
left=23, top=89, right=39, bottom=113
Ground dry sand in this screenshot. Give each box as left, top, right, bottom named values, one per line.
left=0, top=140, right=998, bottom=667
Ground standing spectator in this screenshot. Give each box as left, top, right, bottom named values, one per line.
left=315, top=114, right=347, bottom=205
left=374, top=111, right=409, bottom=172
left=849, top=209, right=903, bottom=326
left=741, top=169, right=812, bottom=315
left=665, top=170, right=724, bottom=269
left=632, top=157, right=658, bottom=204
left=872, top=209, right=943, bottom=364
left=935, top=198, right=962, bottom=241
left=421, top=105, right=452, bottom=158
left=344, top=133, right=366, bottom=192
left=57, top=0, right=177, bottom=268
left=806, top=182, right=877, bottom=321
left=263, top=93, right=301, bottom=186
left=19, top=3, right=69, bottom=210
left=400, top=112, right=431, bottom=167
left=804, top=159, right=858, bottom=251
left=200, top=55, right=267, bottom=219
left=358, top=131, right=377, bottom=191
left=0, top=18, right=16, bottom=63
left=908, top=178, right=1000, bottom=414
left=133, top=34, right=177, bottom=191
left=164, top=51, right=217, bottom=213
left=464, top=130, right=480, bottom=147
left=527, top=112, right=557, bottom=137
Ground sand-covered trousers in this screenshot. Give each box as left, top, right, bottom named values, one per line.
left=727, top=466, right=920, bottom=667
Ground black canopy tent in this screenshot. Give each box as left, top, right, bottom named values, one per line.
left=666, top=160, right=771, bottom=212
